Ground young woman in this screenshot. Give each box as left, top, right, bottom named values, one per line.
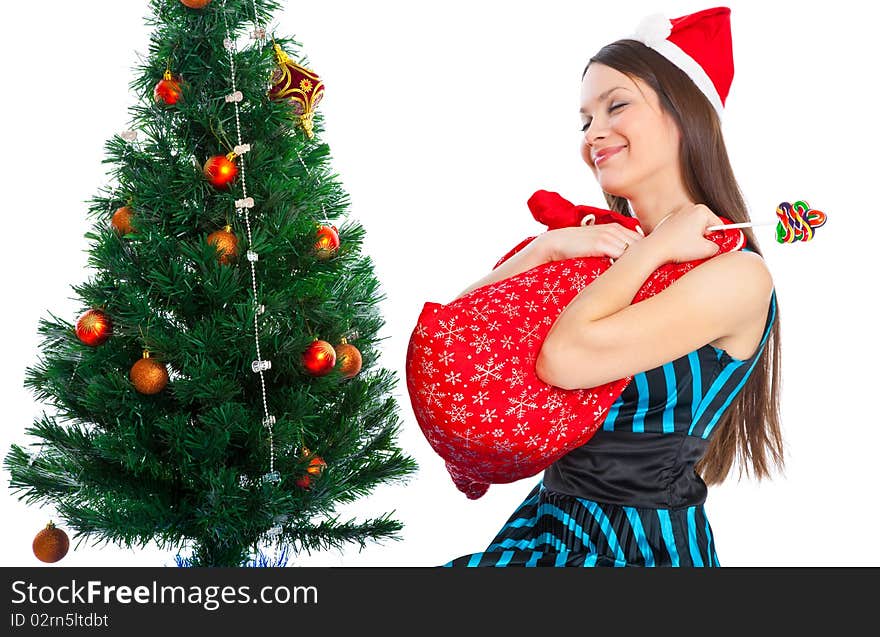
left=443, top=7, right=783, bottom=567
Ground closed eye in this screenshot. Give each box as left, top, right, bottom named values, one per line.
left=580, top=103, right=626, bottom=132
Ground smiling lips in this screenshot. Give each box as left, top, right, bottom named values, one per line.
left=594, top=145, right=626, bottom=165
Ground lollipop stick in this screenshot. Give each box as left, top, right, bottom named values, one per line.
left=706, top=220, right=777, bottom=231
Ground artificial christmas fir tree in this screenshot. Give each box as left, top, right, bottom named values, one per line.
left=5, top=0, right=416, bottom=567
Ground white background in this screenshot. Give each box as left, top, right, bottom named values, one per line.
left=1, top=0, right=875, bottom=567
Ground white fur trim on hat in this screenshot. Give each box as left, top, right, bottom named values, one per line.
left=631, top=13, right=673, bottom=47
left=625, top=14, right=724, bottom=119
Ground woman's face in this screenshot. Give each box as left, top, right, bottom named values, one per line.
left=579, top=63, right=681, bottom=198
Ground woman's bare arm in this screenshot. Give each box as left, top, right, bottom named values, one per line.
left=537, top=244, right=772, bottom=390
left=449, top=235, right=553, bottom=303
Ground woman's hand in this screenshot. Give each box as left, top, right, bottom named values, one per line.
left=540, top=223, right=645, bottom=262
left=642, top=204, right=724, bottom=264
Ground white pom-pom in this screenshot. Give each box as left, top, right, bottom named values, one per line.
left=630, top=12, right=672, bottom=46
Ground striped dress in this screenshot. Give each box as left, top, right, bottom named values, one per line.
left=444, top=252, right=777, bottom=568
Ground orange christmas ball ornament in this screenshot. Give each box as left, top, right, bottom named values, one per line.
left=203, top=153, right=238, bottom=189
left=295, top=448, right=327, bottom=489
left=75, top=309, right=112, bottom=347
left=180, top=0, right=212, bottom=8
left=130, top=351, right=169, bottom=395
left=207, top=225, right=239, bottom=265
left=314, top=224, right=340, bottom=260
left=335, top=337, right=362, bottom=378
left=33, top=521, right=69, bottom=563
left=307, top=456, right=327, bottom=476
left=154, top=70, right=182, bottom=105
left=302, top=338, right=336, bottom=376
left=111, top=206, right=135, bottom=235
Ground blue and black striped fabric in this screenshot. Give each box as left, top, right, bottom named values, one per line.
left=442, top=479, right=720, bottom=567
left=444, top=250, right=777, bottom=567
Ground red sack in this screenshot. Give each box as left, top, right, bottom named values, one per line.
left=405, top=190, right=745, bottom=499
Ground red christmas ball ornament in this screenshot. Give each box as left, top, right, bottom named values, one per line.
left=314, top=224, right=340, bottom=260
left=302, top=338, right=336, bottom=376
left=203, top=153, right=238, bottom=189
left=180, top=0, right=212, bottom=8
left=295, top=474, right=311, bottom=489
left=335, top=337, right=362, bottom=378
left=207, top=224, right=238, bottom=265
left=33, top=521, right=69, bottom=563
left=154, top=69, right=182, bottom=106
left=75, top=309, right=112, bottom=347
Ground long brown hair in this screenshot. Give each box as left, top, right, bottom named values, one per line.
left=583, top=40, right=785, bottom=485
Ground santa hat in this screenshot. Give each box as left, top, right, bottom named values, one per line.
left=624, top=6, right=733, bottom=118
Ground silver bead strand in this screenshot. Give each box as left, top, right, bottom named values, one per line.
left=249, top=0, right=266, bottom=43
left=221, top=0, right=278, bottom=486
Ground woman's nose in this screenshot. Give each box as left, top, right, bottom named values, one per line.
left=584, top=132, right=606, bottom=158
left=585, top=122, right=607, bottom=146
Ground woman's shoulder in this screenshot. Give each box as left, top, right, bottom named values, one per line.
left=725, top=245, right=774, bottom=297
left=714, top=243, right=772, bottom=280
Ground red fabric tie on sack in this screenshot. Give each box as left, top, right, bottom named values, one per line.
left=405, top=190, right=745, bottom=499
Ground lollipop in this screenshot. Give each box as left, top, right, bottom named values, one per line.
left=773, top=200, right=827, bottom=243
left=706, top=200, right=827, bottom=242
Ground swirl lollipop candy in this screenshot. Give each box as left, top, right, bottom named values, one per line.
left=706, top=200, right=827, bottom=242
left=774, top=200, right=827, bottom=243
